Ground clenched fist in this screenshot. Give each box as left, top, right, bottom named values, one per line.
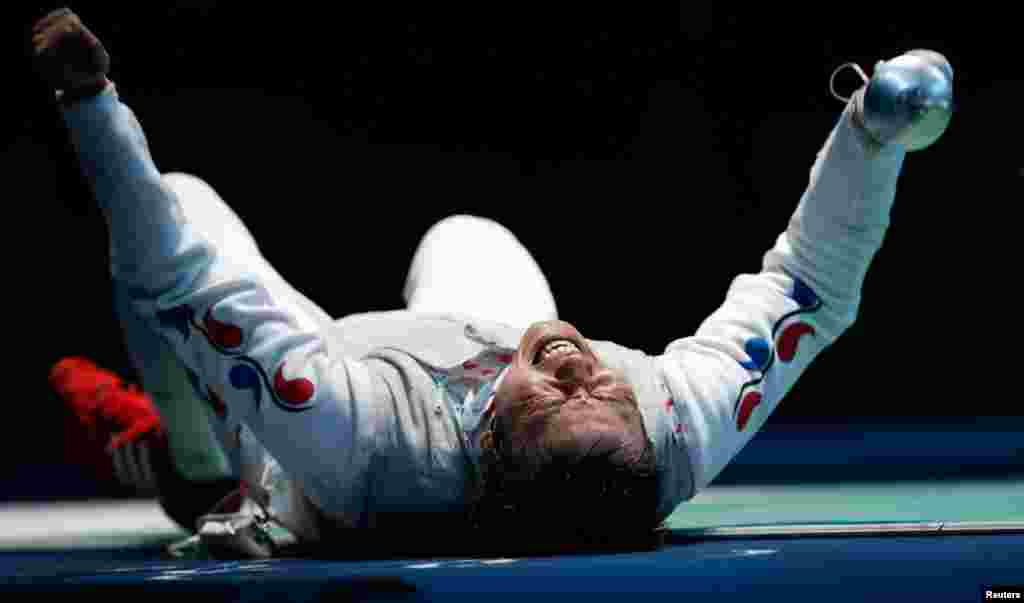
left=31, top=7, right=110, bottom=103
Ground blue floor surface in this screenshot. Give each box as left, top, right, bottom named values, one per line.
left=3, top=532, right=1022, bottom=601
left=4, top=421, right=1020, bottom=601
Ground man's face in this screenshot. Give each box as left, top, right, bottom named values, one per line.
left=492, top=320, right=647, bottom=465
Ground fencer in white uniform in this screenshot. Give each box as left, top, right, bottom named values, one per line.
left=34, top=7, right=953, bottom=558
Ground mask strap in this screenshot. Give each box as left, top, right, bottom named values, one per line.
left=829, top=61, right=870, bottom=103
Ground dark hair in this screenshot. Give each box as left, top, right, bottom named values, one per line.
left=469, top=413, right=664, bottom=554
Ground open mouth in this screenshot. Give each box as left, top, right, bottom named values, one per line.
left=533, top=338, right=582, bottom=365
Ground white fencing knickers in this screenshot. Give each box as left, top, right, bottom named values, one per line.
left=402, top=214, right=558, bottom=330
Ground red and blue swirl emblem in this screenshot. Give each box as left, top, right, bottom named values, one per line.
left=157, top=303, right=317, bottom=414
left=732, top=277, right=822, bottom=431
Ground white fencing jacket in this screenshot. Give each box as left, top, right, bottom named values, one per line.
left=61, top=83, right=905, bottom=536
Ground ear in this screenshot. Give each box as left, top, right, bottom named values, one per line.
left=479, top=429, right=496, bottom=454
left=476, top=430, right=504, bottom=496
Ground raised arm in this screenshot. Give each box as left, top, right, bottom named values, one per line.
left=35, top=9, right=379, bottom=518
left=657, top=51, right=953, bottom=497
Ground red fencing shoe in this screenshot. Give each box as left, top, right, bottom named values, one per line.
left=50, top=356, right=165, bottom=496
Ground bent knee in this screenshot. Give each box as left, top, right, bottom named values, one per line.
left=422, top=214, right=522, bottom=248
left=160, top=172, right=259, bottom=253
left=162, top=172, right=218, bottom=201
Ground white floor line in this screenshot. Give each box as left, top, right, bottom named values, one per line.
left=0, top=499, right=186, bottom=550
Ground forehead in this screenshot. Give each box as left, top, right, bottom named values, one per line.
left=505, top=397, right=648, bottom=466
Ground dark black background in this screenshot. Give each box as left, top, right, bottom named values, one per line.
left=3, top=5, right=1018, bottom=497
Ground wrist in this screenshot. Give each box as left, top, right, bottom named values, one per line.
left=57, top=76, right=112, bottom=106
left=848, top=87, right=889, bottom=158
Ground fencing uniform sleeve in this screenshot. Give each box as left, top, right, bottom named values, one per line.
left=60, top=84, right=378, bottom=518
left=656, top=100, right=907, bottom=498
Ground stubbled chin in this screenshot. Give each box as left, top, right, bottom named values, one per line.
left=528, top=319, right=580, bottom=333
left=524, top=320, right=583, bottom=346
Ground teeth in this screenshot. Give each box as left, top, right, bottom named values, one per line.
left=537, top=339, right=580, bottom=363
left=544, top=340, right=578, bottom=354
